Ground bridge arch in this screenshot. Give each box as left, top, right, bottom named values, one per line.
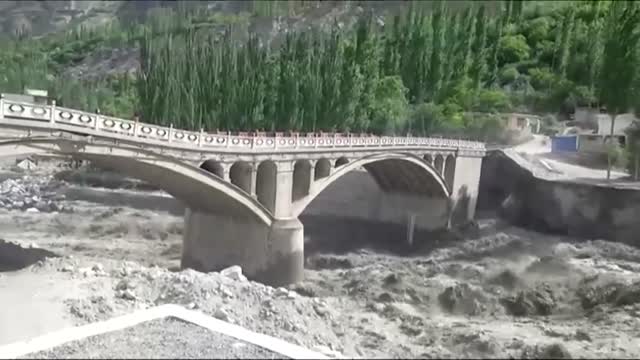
left=314, top=158, right=331, bottom=180
left=335, top=157, right=349, bottom=168
left=0, top=138, right=273, bottom=225
left=444, top=155, right=456, bottom=192
left=434, top=154, right=444, bottom=175
left=256, top=160, right=277, bottom=213
left=291, top=152, right=450, bottom=217
left=200, top=159, right=224, bottom=178
left=229, top=161, right=252, bottom=194
left=292, top=159, right=312, bottom=202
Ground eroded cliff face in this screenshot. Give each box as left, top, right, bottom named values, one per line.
left=479, top=151, right=640, bottom=245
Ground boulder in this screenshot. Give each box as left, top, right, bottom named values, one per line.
left=220, top=265, right=247, bottom=282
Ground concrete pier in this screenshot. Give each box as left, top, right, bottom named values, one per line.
left=181, top=209, right=304, bottom=286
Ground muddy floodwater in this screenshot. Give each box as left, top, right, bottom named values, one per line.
left=1, top=167, right=640, bottom=359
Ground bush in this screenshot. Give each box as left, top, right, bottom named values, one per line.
left=499, top=66, right=520, bottom=85
left=472, top=90, right=512, bottom=113
left=498, top=34, right=531, bottom=66
left=409, top=103, right=446, bottom=135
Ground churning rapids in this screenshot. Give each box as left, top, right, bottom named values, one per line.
left=1, top=162, right=640, bottom=359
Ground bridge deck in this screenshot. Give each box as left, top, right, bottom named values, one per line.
left=0, top=97, right=485, bottom=155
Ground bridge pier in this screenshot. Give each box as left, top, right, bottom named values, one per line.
left=448, top=156, right=483, bottom=225
left=181, top=209, right=304, bottom=286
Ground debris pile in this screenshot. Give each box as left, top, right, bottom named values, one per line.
left=0, top=176, right=68, bottom=212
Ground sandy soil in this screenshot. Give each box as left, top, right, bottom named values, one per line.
left=2, top=167, right=640, bottom=359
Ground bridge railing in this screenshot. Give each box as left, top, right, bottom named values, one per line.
left=0, top=97, right=485, bottom=151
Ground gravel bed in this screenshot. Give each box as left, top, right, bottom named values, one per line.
left=20, top=318, right=287, bottom=359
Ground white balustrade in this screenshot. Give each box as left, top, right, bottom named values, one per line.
left=0, top=99, right=486, bottom=151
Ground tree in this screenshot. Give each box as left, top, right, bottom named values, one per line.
left=469, top=5, right=488, bottom=90
left=598, top=1, right=640, bottom=180
left=354, top=13, right=379, bottom=131
left=427, top=2, right=446, bottom=101
left=370, top=76, right=409, bottom=135
left=410, top=102, right=446, bottom=135
left=498, top=34, right=531, bottom=65
left=557, top=8, right=576, bottom=77
left=585, top=1, right=605, bottom=105
left=512, top=0, right=524, bottom=22
left=488, top=18, right=505, bottom=87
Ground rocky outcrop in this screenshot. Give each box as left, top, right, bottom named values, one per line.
left=478, top=150, right=640, bottom=246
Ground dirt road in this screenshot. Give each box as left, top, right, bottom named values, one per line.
left=508, top=135, right=629, bottom=181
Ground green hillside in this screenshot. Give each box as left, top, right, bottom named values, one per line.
left=1, top=0, right=639, bottom=142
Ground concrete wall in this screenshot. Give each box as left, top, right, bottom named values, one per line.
left=577, top=134, right=607, bottom=154
left=509, top=178, right=640, bottom=244
left=596, top=113, right=636, bottom=136
left=479, top=150, right=640, bottom=245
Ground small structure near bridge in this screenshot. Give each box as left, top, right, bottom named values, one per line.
left=1, top=89, right=51, bottom=105
left=15, top=157, right=37, bottom=171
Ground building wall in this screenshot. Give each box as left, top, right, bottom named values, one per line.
left=2, top=93, right=49, bottom=105
left=2, top=94, right=35, bottom=104
left=596, top=114, right=637, bottom=136
left=577, top=135, right=606, bottom=153
left=504, top=113, right=541, bottom=134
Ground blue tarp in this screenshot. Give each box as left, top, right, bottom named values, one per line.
left=551, top=135, right=578, bottom=152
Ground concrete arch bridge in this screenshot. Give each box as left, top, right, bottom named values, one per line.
left=0, top=96, right=485, bottom=285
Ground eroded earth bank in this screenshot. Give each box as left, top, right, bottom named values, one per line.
left=1, top=161, right=640, bottom=359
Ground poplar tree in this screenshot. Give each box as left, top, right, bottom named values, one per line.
left=470, top=5, right=488, bottom=90
left=427, top=1, right=445, bottom=100
left=557, top=8, right=576, bottom=77
left=598, top=1, right=640, bottom=179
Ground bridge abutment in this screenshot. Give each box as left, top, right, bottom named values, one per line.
left=181, top=209, right=304, bottom=286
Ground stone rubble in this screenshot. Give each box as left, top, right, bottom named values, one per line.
left=0, top=176, right=69, bottom=213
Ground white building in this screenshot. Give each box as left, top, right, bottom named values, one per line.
left=2, top=88, right=51, bottom=105
left=596, top=113, right=637, bottom=136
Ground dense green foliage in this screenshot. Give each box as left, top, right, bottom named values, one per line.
left=1, top=0, right=640, bottom=140
left=598, top=1, right=640, bottom=179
